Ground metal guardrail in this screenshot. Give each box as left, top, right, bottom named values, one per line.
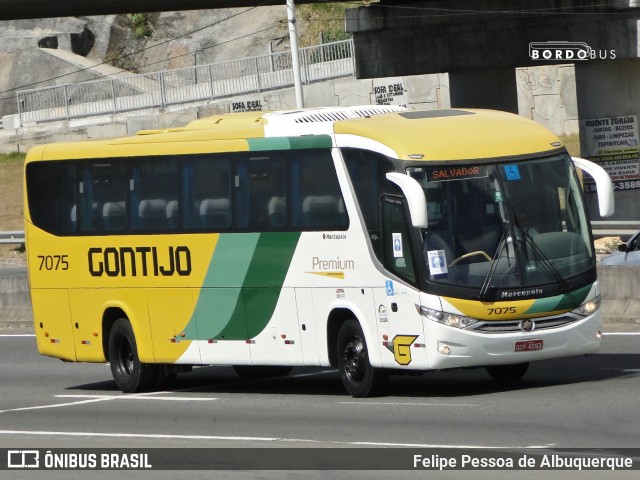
left=16, top=39, right=356, bottom=125
left=0, top=231, right=25, bottom=246
left=591, top=220, right=640, bottom=240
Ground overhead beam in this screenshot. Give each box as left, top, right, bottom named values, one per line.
left=0, top=0, right=353, bottom=21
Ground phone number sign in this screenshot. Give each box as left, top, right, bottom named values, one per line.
left=580, top=115, right=640, bottom=190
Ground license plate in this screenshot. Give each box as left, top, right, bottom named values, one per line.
left=514, top=339, right=543, bottom=352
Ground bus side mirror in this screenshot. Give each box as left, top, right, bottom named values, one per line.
left=572, top=157, right=615, bottom=218
left=385, top=172, right=429, bottom=228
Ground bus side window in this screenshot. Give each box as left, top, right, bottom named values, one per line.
left=292, top=150, right=348, bottom=230
left=242, top=155, right=287, bottom=230
left=80, top=162, right=128, bottom=233
left=187, top=156, right=233, bottom=230
left=381, top=196, right=416, bottom=284
left=343, top=149, right=396, bottom=260
left=26, top=161, right=77, bottom=236
left=132, top=158, right=179, bottom=232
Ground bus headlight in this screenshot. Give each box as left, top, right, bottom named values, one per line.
left=573, top=296, right=601, bottom=316
left=419, top=306, right=478, bottom=329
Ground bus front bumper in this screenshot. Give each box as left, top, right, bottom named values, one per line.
left=424, top=312, right=603, bottom=370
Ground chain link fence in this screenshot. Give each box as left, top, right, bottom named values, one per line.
left=16, top=39, right=355, bottom=125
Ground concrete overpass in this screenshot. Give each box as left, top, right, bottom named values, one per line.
left=0, top=0, right=356, bottom=20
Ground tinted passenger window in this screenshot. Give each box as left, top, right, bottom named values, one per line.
left=26, top=161, right=77, bottom=235
left=79, top=162, right=128, bottom=233
left=186, top=157, right=232, bottom=230
left=132, top=158, right=179, bottom=231
left=292, top=151, right=348, bottom=229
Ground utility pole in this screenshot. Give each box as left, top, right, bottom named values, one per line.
left=286, top=0, right=304, bottom=108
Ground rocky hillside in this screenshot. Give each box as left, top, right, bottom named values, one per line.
left=0, top=4, right=351, bottom=118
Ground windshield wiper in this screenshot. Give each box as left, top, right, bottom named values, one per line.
left=477, top=231, right=510, bottom=301
left=521, top=230, right=570, bottom=292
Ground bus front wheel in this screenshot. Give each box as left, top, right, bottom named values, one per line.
left=485, top=362, right=529, bottom=383
left=108, top=318, right=158, bottom=393
left=336, top=319, right=386, bottom=397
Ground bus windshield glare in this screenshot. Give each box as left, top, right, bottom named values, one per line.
left=408, top=153, right=594, bottom=296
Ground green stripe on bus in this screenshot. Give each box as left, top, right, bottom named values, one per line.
left=183, top=234, right=259, bottom=340
left=184, top=232, right=300, bottom=341
left=247, top=135, right=332, bottom=151
left=216, top=232, right=301, bottom=340
left=524, top=284, right=592, bottom=315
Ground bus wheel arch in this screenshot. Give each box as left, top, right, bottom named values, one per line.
left=327, top=309, right=387, bottom=397
left=102, top=307, right=126, bottom=361
left=326, top=308, right=356, bottom=368
left=106, top=316, right=158, bottom=393
left=335, top=319, right=387, bottom=397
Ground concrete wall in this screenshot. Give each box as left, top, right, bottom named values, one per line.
left=0, top=271, right=31, bottom=328
left=0, top=73, right=451, bottom=152
left=596, top=264, right=640, bottom=332
left=516, top=64, right=579, bottom=137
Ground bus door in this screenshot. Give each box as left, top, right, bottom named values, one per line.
left=373, top=196, right=427, bottom=370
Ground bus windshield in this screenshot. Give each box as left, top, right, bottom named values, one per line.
left=408, top=153, right=594, bottom=297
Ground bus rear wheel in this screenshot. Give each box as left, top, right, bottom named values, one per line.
left=485, top=362, right=529, bottom=383
left=336, top=319, right=386, bottom=397
left=108, top=318, right=158, bottom=393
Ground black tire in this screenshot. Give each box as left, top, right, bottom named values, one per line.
left=232, top=365, right=293, bottom=380
left=336, top=319, right=386, bottom=397
left=108, top=318, right=158, bottom=393
left=486, top=362, right=529, bottom=383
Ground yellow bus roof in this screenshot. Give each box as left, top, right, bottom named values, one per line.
left=332, top=109, right=562, bottom=161
left=26, top=107, right=562, bottom=162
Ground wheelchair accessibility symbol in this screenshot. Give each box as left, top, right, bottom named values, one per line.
left=385, top=280, right=394, bottom=296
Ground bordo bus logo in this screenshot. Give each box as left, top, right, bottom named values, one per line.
left=529, top=41, right=616, bottom=61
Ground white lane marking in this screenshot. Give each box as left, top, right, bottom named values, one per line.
left=287, top=369, right=335, bottom=379
left=0, top=429, right=553, bottom=449
left=55, top=394, right=218, bottom=402
left=0, top=390, right=216, bottom=414
left=0, top=369, right=334, bottom=414
left=337, top=402, right=479, bottom=407
left=0, top=398, right=115, bottom=414
left=602, top=332, right=640, bottom=336
left=0, top=334, right=35, bottom=337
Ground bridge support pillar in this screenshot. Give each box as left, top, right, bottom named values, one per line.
left=449, top=68, right=518, bottom=114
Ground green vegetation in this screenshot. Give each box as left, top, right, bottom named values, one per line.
left=105, top=45, right=138, bottom=72
left=297, top=3, right=353, bottom=47
left=128, top=13, right=154, bottom=39
left=0, top=152, right=25, bottom=164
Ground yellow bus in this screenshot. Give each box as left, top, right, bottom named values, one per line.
left=24, top=106, right=614, bottom=397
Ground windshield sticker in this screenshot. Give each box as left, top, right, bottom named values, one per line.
left=504, top=165, right=521, bottom=180
left=427, top=250, right=448, bottom=275
left=392, top=233, right=403, bottom=258
left=427, top=166, right=488, bottom=182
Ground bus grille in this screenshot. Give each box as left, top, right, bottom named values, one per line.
left=471, top=315, right=580, bottom=334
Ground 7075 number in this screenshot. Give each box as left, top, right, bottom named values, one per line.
left=487, top=306, right=516, bottom=315
left=38, top=255, right=69, bottom=271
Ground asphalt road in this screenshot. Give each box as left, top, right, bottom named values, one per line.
left=0, top=332, right=638, bottom=480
